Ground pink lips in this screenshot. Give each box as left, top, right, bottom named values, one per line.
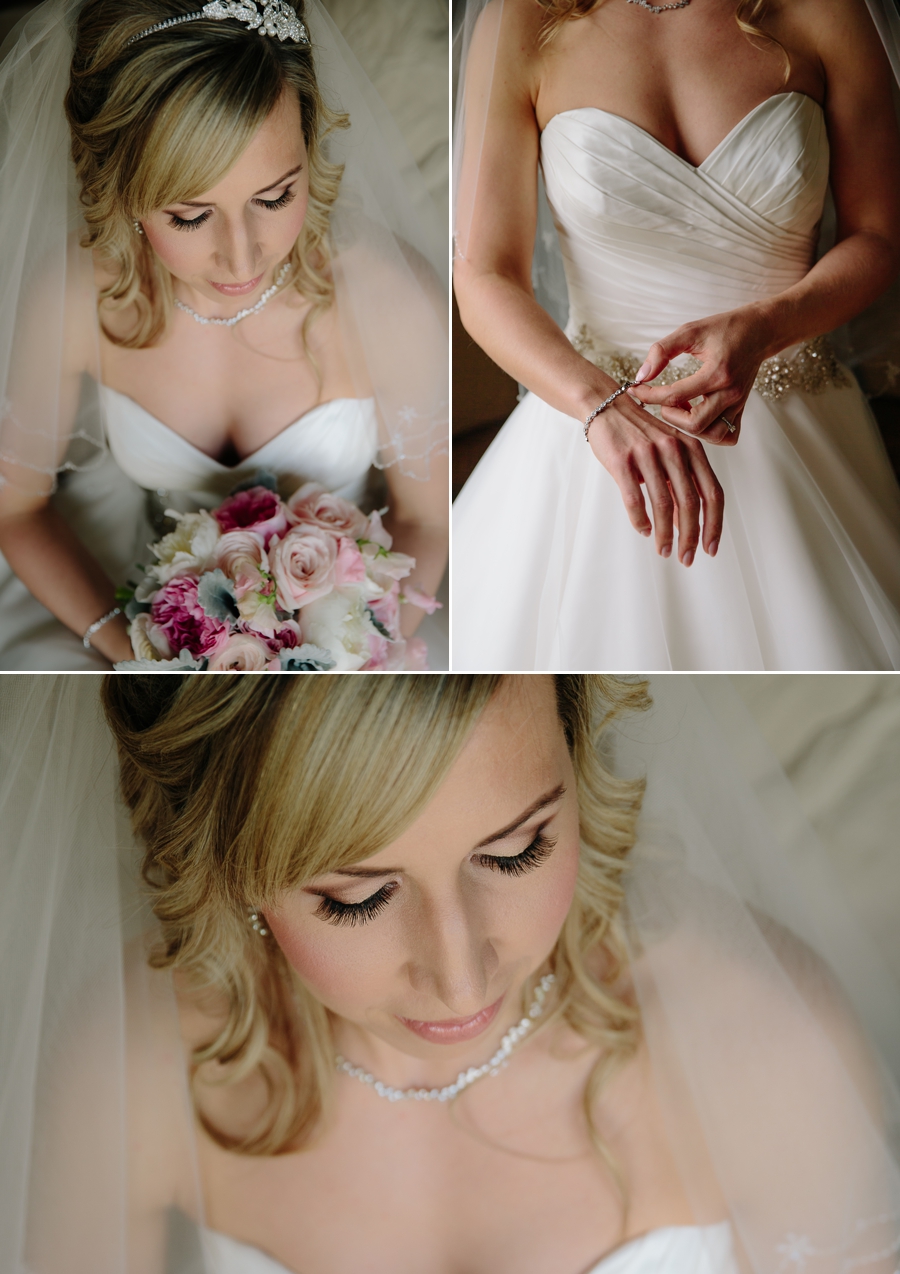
left=397, top=996, right=503, bottom=1044
left=209, top=273, right=264, bottom=296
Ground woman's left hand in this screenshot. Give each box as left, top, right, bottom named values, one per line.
left=629, top=307, right=769, bottom=446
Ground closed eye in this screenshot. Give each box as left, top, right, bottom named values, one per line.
left=475, top=829, right=557, bottom=877
left=168, top=209, right=212, bottom=231
left=254, top=186, right=297, bottom=211
left=315, top=881, right=398, bottom=928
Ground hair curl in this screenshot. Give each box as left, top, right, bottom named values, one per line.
left=65, top=0, right=348, bottom=350
left=101, top=675, right=649, bottom=1167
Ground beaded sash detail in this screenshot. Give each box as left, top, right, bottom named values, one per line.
left=570, top=326, right=853, bottom=401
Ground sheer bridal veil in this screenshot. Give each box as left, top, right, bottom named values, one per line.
left=0, top=675, right=898, bottom=1274
left=0, top=0, right=447, bottom=492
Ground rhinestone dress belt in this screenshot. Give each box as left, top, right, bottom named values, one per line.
left=570, top=325, right=853, bottom=401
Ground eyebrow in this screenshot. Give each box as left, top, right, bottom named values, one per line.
left=328, top=783, right=567, bottom=878
left=171, top=165, right=303, bottom=210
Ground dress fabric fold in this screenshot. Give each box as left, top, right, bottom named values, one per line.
left=452, top=94, right=900, bottom=670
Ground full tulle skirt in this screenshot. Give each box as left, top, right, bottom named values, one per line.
left=452, top=375, right=900, bottom=671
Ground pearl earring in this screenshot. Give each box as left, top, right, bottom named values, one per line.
left=248, top=909, right=268, bottom=937
left=133, top=219, right=144, bottom=235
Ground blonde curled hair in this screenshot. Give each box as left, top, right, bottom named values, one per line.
left=101, top=675, right=649, bottom=1160
left=65, top=0, right=348, bottom=350
left=536, top=0, right=789, bottom=75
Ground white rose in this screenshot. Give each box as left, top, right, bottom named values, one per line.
left=300, top=588, right=374, bottom=671
left=129, top=612, right=173, bottom=661
left=207, top=633, right=274, bottom=672
left=149, top=509, right=221, bottom=584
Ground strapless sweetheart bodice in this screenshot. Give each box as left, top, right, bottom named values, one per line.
left=99, top=386, right=379, bottom=506
left=202, top=1221, right=738, bottom=1274
left=540, top=92, right=829, bottom=356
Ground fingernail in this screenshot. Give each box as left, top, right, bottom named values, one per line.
left=634, top=361, right=651, bottom=384
left=709, top=538, right=719, bottom=558
left=641, top=527, right=652, bottom=537
left=661, top=544, right=671, bottom=558
left=682, top=549, right=694, bottom=567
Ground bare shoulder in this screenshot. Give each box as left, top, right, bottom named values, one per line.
left=774, top=0, right=892, bottom=83
left=465, top=0, right=545, bottom=108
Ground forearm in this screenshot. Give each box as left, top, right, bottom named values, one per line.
left=455, top=268, right=620, bottom=422
left=0, top=504, right=132, bottom=663
left=383, top=516, right=447, bottom=638
left=748, top=230, right=900, bottom=359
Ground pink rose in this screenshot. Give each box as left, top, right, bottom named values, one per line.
left=334, top=536, right=367, bottom=587
left=207, top=632, right=279, bottom=672
left=215, top=486, right=289, bottom=547
left=287, top=483, right=369, bottom=541
left=215, top=530, right=268, bottom=599
left=269, top=525, right=338, bottom=611
left=150, top=576, right=230, bottom=659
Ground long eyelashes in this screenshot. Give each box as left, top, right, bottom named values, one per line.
left=476, top=830, right=558, bottom=877
left=166, top=186, right=297, bottom=232
left=315, top=882, right=398, bottom=928
left=255, top=187, right=296, bottom=212
left=314, top=830, right=558, bottom=928
left=168, top=209, right=212, bottom=232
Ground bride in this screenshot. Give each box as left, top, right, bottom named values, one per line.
left=452, top=0, right=900, bottom=671
left=0, top=0, right=448, bottom=669
left=1, top=673, right=898, bottom=1274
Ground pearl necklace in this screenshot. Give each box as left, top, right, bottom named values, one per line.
left=174, top=262, right=291, bottom=327
left=335, top=974, right=555, bottom=1103
left=627, top=0, right=691, bottom=10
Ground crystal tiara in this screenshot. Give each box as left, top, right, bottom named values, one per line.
left=127, top=0, right=310, bottom=45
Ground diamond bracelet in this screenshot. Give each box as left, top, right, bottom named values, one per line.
left=584, top=380, right=638, bottom=442
left=83, top=606, right=122, bottom=649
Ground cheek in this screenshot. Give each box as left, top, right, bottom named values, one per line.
left=142, top=225, right=201, bottom=279
left=521, top=835, right=581, bottom=954
left=282, top=182, right=309, bottom=243
left=266, top=910, right=397, bottom=1020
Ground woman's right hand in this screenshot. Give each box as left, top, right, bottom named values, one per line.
left=586, top=390, right=724, bottom=567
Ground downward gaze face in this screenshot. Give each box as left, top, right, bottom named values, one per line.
left=265, top=678, right=582, bottom=1070
left=139, top=88, right=310, bottom=309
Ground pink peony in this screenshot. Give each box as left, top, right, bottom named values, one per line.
left=214, top=486, right=289, bottom=547
left=215, top=530, right=268, bottom=599
left=150, top=575, right=230, bottom=659
left=287, top=482, right=369, bottom=541
left=270, top=619, right=303, bottom=651
left=207, top=632, right=279, bottom=672
left=269, top=525, right=338, bottom=611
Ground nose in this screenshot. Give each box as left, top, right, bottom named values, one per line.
left=404, top=889, right=499, bottom=1017
left=213, top=211, right=262, bottom=281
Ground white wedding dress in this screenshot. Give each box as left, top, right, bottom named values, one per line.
left=452, top=93, right=900, bottom=671
left=202, top=1222, right=738, bottom=1274
left=0, top=386, right=448, bottom=669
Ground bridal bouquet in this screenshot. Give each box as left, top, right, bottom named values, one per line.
left=114, top=476, right=439, bottom=672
